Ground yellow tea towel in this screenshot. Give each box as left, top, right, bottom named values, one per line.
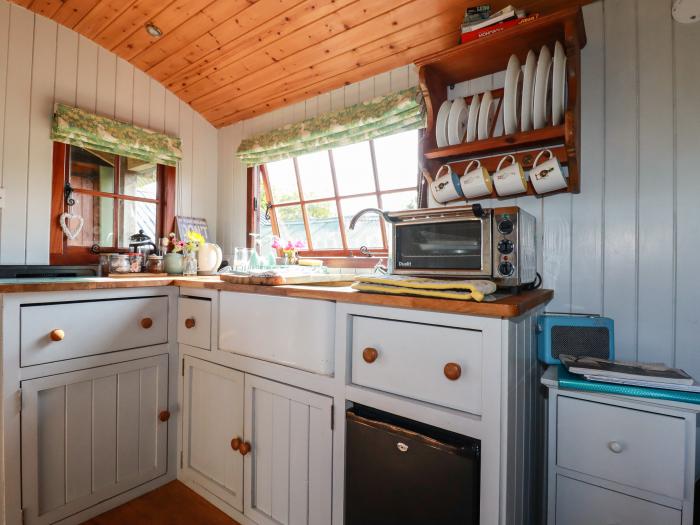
left=352, top=275, right=497, bottom=302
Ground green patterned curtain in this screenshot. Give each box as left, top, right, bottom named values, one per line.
left=51, top=103, right=183, bottom=167
left=236, top=87, right=425, bottom=166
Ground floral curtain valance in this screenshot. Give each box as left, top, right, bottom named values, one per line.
left=236, top=87, right=426, bottom=166
left=51, top=103, right=183, bottom=167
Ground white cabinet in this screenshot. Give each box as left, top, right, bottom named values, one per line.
left=178, top=297, right=212, bottom=350
left=180, top=356, right=334, bottom=525
left=20, top=354, right=169, bottom=525
left=244, top=374, right=333, bottom=525
left=181, top=356, right=245, bottom=512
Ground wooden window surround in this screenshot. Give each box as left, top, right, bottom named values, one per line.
left=50, top=142, right=176, bottom=265
left=247, top=134, right=420, bottom=267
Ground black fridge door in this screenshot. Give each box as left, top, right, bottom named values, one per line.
left=345, top=406, right=480, bottom=525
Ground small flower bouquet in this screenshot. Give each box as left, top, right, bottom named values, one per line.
left=169, top=231, right=205, bottom=254
left=271, top=237, right=305, bottom=265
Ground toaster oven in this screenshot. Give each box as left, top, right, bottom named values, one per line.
left=386, top=205, right=537, bottom=287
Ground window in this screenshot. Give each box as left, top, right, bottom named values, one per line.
left=252, top=129, right=420, bottom=259
left=50, top=143, right=175, bottom=265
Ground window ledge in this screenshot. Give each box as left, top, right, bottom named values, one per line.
left=300, top=256, right=387, bottom=269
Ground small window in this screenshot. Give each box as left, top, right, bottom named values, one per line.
left=50, top=143, right=175, bottom=265
left=251, top=129, right=419, bottom=260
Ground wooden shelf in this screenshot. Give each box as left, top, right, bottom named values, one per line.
left=414, top=6, right=587, bottom=202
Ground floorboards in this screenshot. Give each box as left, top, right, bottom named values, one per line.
left=80, top=481, right=240, bottom=525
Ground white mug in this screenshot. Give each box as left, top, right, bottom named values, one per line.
left=493, top=155, right=528, bottom=196
left=430, top=164, right=464, bottom=203
left=460, top=160, right=493, bottom=199
left=530, top=149, right=568, bottom=194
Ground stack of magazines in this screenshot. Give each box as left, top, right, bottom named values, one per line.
left=559, top=355, right=700, bottom=393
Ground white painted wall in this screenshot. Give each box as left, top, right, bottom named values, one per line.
left=217, top=0, right=700, bottom=379
left=0, top=1, right=218, bottom=265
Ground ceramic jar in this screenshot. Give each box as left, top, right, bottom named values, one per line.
left=164, top=252, right=184, bottom=275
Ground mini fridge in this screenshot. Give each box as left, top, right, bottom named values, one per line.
left=345, top=405, right=480, bottom=525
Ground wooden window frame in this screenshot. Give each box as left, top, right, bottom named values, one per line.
left=248, top=138, right=418, bottom=263
left=49, top=142, right=176, bottom=265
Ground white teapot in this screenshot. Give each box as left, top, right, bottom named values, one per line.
left=197, top=242, right=223, bottom=275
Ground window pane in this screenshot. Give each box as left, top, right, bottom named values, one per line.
left=266, top=158, right=299, bottom=203
left=306, top=201, right=342, bottom=249
left=373, top=130, right=419, bottom=191
left=381, top=190, right=418, bottom=212
left=341, top=195, right=383, bottom=249
left=332, top=141, right=376, bottom=195
left=257, top=183, right=275, bottom=259
left=297, top=150, right=335, bottom=200
left=118, top=200, right=157, bottom=247
left=120, top=157, right=157, bottom=199
left=67, top=195, right=114, bottom=248
left=69, top=146, right=115, bottom=193
left=275, top=205, right=306, bottom=245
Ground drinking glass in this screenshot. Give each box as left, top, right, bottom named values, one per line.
left=233, top=247, right=254, bottom=272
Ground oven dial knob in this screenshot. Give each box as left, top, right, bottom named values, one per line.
left=498, top=239, right=514, bottom=254
left=498, top=219, right=514, bottom=235
left=499, top=261, right=514, bottom=276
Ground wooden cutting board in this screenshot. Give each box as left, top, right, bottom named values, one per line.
left=220, top=273, right=355, bottom=286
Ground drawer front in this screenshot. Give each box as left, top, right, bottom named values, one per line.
left=351, top=316, right=482, bottom=413
left=557, top=396, right=686, bottom=499
left=219, top=292, right=335, bottom=375
left=556, top=475, right=681, bottom=525
left=21, top=296, right=169, bottom=367
left=177, top=297, right=212, bottom=349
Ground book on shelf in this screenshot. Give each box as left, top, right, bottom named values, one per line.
left=560, top=354, right=695, bottom=386
left=460, top=14, right=540, bottom=44
left=461, top=4, right=516, bottom=32
left=463, top=4, right=491, bottom=25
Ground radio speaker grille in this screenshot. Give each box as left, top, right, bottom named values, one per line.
left=551, top=326, right=611, bottom=360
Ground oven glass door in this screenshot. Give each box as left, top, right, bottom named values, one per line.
left=393, top=218, right=490, bottom=274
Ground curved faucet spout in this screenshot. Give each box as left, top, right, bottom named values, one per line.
left=348, top=208, right=398, bottom=230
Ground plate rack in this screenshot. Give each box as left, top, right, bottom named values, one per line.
left=414, top=6, right=587, bottom=203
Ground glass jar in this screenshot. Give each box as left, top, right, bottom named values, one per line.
left=129, top=253, right=143, bottom=273
left=146, top=255, right=164, bottom=274
left=183, top=251, right=198, bottom=276
left=109, top=253, right=130, bottom=274
left=99, top=253, right=114, bottom=276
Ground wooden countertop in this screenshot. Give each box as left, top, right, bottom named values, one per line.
left=0, top=276, right=552, bottom=318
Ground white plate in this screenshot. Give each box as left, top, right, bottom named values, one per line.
left=477, top=91, right=494, bottom=140
left=533, top=45, right=552, bottom=129
left=465, top=93, right=480, bottom=142
left=447, top=97, right=468, bottom=145
left=520, top=49, right=537, bottom=132
left=552, top=41, right=567, bottom=126
left=503, top=54, right=521, bottom=135
left=435, top=100, right=453, bottom=147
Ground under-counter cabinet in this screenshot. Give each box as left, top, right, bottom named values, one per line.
left=1, top=288, right=179, bottom=525
left=542, top=367, right=700, bottom=525
left=180, top=356, right=333, bottom=525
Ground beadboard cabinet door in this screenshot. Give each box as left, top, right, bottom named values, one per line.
left=21, top=354, right=169, bottom=525
left=181, top=356, right=245, bottom=512
left=244, top=374, right=333, bottom=525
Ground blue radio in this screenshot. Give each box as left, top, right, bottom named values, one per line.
left=537, top=313, right=615, bottom=365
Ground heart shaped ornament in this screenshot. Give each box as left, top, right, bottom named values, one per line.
left=60, top=212, right=84, bottom=240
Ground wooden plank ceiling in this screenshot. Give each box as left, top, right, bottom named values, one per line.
left=12, top=0, right=590, bottom=128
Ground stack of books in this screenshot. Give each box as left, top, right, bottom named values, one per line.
left=560, top=354, right=700, bottom=393
left=460, top=4, right=540, bottom=44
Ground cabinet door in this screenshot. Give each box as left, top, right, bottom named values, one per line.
left=181, top=356, right=245, bottom=512
left=244, top=374, right=333, bottom=525
left=21, top=354, right=169, bottom=525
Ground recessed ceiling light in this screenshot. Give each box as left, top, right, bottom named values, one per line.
left=145, top=22, right=163, bottom=37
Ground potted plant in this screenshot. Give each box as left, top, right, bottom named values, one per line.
left=165, top=231, right=205, bottom=275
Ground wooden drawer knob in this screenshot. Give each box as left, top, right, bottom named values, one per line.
left=184, top=318, right=196, bottom=329
left=158, top=410, right=170, bottom=422
left=239, top=442, right=251, bottom=456
left=230, top=437, right=241, bottom=451
left=443, top=363, right=462, bottom=381
left=49, top=329, right=65, bottom=342
left=362, top=347, right=378, bottom=363
left=141, top=317, right=153, bottom=329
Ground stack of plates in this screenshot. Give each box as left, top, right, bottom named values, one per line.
left=435, top=90, right=498, bottom=147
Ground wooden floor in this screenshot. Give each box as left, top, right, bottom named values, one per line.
left=81, top=481, right=240, bottom=525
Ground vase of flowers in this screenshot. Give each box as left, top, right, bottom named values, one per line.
left=272, top=238, right=305, bottom=265
left=169, top=231, right=205, bottom=276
